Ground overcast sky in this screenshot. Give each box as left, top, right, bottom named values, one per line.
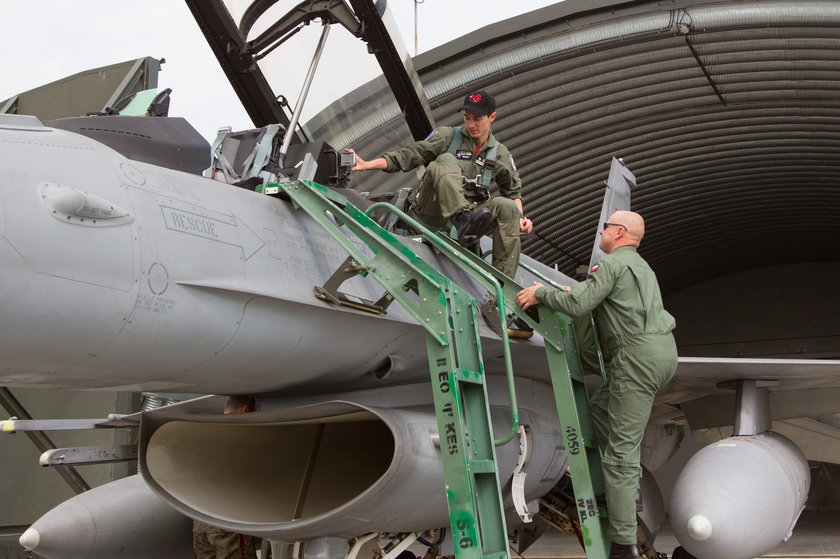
left=0, top=1, right=559, bottom=141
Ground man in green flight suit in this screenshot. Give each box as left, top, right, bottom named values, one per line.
left=515, top=210, right=677, bottom=559
left=348, top=90, right=533, bottom=278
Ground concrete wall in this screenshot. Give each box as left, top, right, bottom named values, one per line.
left=665, top=261, right=840, bottom=359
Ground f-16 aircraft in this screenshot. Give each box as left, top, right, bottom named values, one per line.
left=2, top=2, right=840, bottom=559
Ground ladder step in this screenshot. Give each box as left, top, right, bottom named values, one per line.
left=568, top=368, right=585, bottom=382
left=433, top=226, right=613, bottom=559
left=569, top=377, right=589, bottom=390
left=469, top=459, right=498, bottom=474
left=454, top=369, right=484, bottom=384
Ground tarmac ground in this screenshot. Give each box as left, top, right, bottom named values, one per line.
left=517, top=511, right=840, bottom=559
left=3, top=511, right=837, bottom=559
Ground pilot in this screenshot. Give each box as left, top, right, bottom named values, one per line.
left=347, top=89, right=533, bottom=279
left=515, top=211, right=677, bottom=559
left=193, top=395, right=259, bottom=559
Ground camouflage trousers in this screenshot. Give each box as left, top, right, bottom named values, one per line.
left=193, top=521, right=257, bottom=559
left=412, top=153, right=521, bottom=278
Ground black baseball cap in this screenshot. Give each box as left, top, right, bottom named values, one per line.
left=459, top=90, right=496, bottom=116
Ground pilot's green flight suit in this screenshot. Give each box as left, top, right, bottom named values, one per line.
left=535, top=245, right=677, bottom=545
left=381, top=126, right=524, bottom=278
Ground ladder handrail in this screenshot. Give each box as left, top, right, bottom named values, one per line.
left=476, top=249, right=607, bottom=383
left=288, top=183, right=450, bottom=343
left=515, top=262, right=607, bottom=382
left=364, top=201, right=521, bottom=446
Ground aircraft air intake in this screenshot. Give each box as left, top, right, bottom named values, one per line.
left=139, top=393, right=567, bottom=540
left=145, top=409, right=397, bottom=525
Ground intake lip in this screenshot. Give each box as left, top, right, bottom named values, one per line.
left=139, top=389, right=567, bottom=540
left=140, top=401, right=440, bottom=539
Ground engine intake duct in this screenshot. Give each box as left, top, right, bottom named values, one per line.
left=139, top=395, right=566, bottom=540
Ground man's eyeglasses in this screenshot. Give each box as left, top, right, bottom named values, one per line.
left=603, top=222, right=627, bottom=232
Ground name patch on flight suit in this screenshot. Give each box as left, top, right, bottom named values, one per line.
left=455, top=150, right=473, bottom=160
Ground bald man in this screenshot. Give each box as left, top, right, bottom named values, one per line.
left=516, top=211, right=677, bottom=559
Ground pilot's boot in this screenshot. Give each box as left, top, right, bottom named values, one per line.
left=452, top=207, right=493, bottom=247
left=608, top=542, right=643, bottom=559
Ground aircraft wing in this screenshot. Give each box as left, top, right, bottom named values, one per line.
left=675, top=356, right=840, bottom=381
left=655, top=356, right=840, bottom=471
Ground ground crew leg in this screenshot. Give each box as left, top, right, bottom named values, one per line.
left=480, top=197, right=521, bottom=278
left=600, top=363, right=651, bottom=544
left=597, top=342, right=677, bottom=545
left=412, top=153, right=471, bottom=220
left=194, top=530, right=217, bottom=559
left=209, top=531, right=258, bottom=559
left=194, top=522, right=257, bottom=559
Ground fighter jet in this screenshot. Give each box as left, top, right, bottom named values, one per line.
left=3, top=2, right=840, bottom=559
left=3, top=109, right=833, bottom=559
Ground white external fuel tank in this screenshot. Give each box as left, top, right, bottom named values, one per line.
left=670, top=431, right=810, bottom=559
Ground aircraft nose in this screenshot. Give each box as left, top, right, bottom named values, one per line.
left=0, top=126, right=139, bottom=379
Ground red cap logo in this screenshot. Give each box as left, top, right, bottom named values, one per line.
left=469, top=94, right=482, bottom=103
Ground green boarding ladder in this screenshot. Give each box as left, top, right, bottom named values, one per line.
left=359, top=201, right=612, bottom=559
left=260, top=180, right=610, bottom=559
left=428, top=234, right=612, bottom=559
left=262, top=180, right=512, bottom=559
left=368, top=205, right=613, bottom=559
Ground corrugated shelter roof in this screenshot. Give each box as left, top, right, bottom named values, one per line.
left=306, top=0, right=840, bottom=294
